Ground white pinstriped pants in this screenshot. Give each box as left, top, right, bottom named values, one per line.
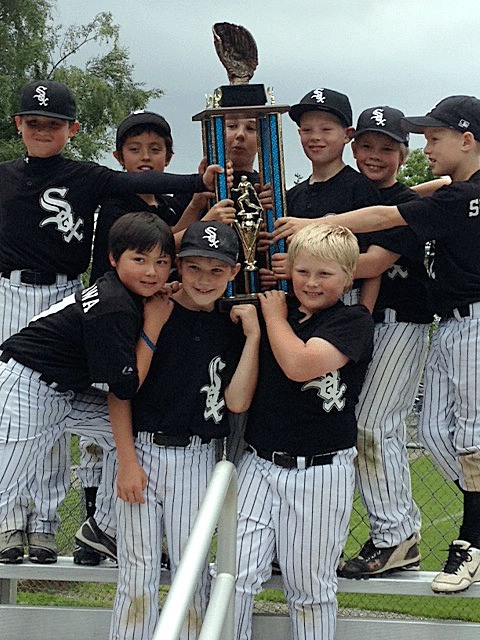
left=235, top=448, right=356, bottom=640
left=418, top=315, right=480, bottom=489
left=0, top=274, right=81, bottom=535
left=0, top=361, right=113, bottom=526
left=355, top=317, right=428, bottom=546
left=110, top=436, right=217, bottom=640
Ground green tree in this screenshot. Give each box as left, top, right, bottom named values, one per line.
left=0, top=1, right=162, bottom=161
left=397, top=148, right=435, bottom=187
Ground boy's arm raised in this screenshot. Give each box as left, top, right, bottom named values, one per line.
left=224, top=304, right=261, bottom=413
left=272, top=206, right=406, bottom=240
left=259, top=290, right=349, bottom=382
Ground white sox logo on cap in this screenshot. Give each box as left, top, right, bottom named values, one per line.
left=370, top=108, right=387, bottom=127
left=203, top=226, right=220, bottom=249
left=33, top=86, right=49, bottom=107
left=311, top=89, right=326, bottom=104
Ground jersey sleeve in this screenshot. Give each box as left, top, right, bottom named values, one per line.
left=83, top=307, right=141, bottom=399
left=310, top=305, right=374, bottom=364
left=104, top=169, right=204, bottom=197
left=397, top=184, right=467, bottom=241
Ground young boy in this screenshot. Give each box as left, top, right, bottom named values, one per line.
left=0, top=212, right=175, bottom=526
left=235, top=222, right=374, bottom=640
left=339, top=107, right=434, bottom=578
left=0, top=79, right=226, bottom=564
left=265, top=88, right=395, bottom=310
left=108, top=220, right=260, bottom=640
left=310, top=95, right=480, bottom=593
left=73, top=110, right=237, bottom=566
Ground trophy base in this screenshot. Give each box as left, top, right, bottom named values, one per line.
left=216, top=293, right=260, bottom=313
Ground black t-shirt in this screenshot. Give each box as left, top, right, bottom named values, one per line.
left=90, top=194, right=180, bottom=284
left=397, top=170, right=480, bottom=311
left=286, top=165, right=380, bottom=218
left=362, top=182, right=433, bottom=323
left=0, top=154, right=203, bottom=274
left=244, top=300, right=374, bottom=456
left=0, top=271, right=143, bottom=398
left=132, top=300, right=245, bottom=442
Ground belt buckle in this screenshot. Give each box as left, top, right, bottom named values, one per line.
left=272, top=451, right=295, bottom=468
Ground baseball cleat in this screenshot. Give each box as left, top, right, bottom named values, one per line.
left=73, top=544, right=104, bottom=566
left=339, top=533, right=420, bottom=579
left=28, top=532, right=58, bottom=564
left=75, top=517, right=117, bottom=562
left=0, top=530, right=25, bottom=564
left=431, top=540, right=480, bottom=593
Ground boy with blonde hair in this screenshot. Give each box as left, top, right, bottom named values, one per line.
left=311, top=95, right=480, bottom=593
left=235, top=222, right=374, bottom=640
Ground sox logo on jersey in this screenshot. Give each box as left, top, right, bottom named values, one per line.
left=201, top=356, right=226, bottom=423
left=39, top=187, right=84, bottom=242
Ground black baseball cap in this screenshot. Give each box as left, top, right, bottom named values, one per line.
left=289, top=88, right=352, bottom=127
left=15, top=80, right=77, bottom=121
left=178, top=221, right=239, bottom=267
left=402, top=96, right=480, bottom=142
left=115, top=110, right=172, bottom=152
left=354, top=106, right=409, bottom=145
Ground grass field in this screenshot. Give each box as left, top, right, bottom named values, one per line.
left=17, top=438, right=478, bottom=623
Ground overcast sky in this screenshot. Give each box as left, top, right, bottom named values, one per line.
left=56, top=0, right=480, bottom=185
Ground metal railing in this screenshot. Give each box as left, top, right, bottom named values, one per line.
left=152, top=460, right=238, bottom=640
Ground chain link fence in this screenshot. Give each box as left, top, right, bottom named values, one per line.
left=16, top=411, right=476, bottom=622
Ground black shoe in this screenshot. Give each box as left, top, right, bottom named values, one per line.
left=339, top=533, right=420, bottom=579
left=73, top=544, right=103, bottom=566
left=75, top=517, right=117, bottom=562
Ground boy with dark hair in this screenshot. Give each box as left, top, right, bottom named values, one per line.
left=311, top=95, right=480, bottom=593
left=0, top=79, right=226, bottom=565
left=340, top=106, right=434, bottom=578
left=0, top=212, right=176, bottom=528
left=108, top=220, right=260, bottom=640
left=234, top=222, right=374, bottom=640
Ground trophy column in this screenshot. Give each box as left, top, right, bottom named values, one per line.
left=193, top=92, right=289, bottom=308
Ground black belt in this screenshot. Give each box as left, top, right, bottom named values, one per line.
left=442, top=305, right=470, bottom=319
left=140, top=432, right=193, bottom=447
left=1, top=270, right=79, bottom=285
left=0, top=352, right=61, bottom=389
left=373, top=309, right=432, bottom=324
left=247, top=445, right=334, bottom=469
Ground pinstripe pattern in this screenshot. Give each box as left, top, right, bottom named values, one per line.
left=0, top=373, right=114, bottom=527
left=76, top=437, right=104, bottom=488
left=418, top=317, right=480, bottom=488
left=0, top=274, right=81, bottom=536
left=234, top=448, right=356, bottom=640
left=355, top=319, right=428, bottom=546
left=110, top=436, right=217, bottom=640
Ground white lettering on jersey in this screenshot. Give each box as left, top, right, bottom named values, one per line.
left=200, top=356, right=226, bottom=423
left=302, top=370, right=346, bottom=412
left=469, top=198, right=480, bottom=217
left=387, top=264, right=409, bottom=279
left=311, top=88, right=326, bottom=103
left=81, top=284, right=100, bottom=313
left=203, top=226, right=220, bottom=248
left=33, top=85, right=49, bottom=107
left=370, top=108, right=386, bottom=127
left=39, top=187, right=84, bottom=242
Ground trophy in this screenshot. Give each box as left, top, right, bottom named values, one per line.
left=192, top=22, right=289, bottom=311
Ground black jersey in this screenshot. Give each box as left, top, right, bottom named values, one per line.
left=132, top=300, right=245, bottom=442
left=397, top=170, right=480, bottom=312
left=362, top=182, right=434, bottom=324
left=90, top=194, right=180, bottom=284
left=0, top=154, right=203, bottom=274
left=286, top=165, right=380, bottom=218
left=0, top=271, right=143, bottom=398
left=244, top=301, right=373, bottom=456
